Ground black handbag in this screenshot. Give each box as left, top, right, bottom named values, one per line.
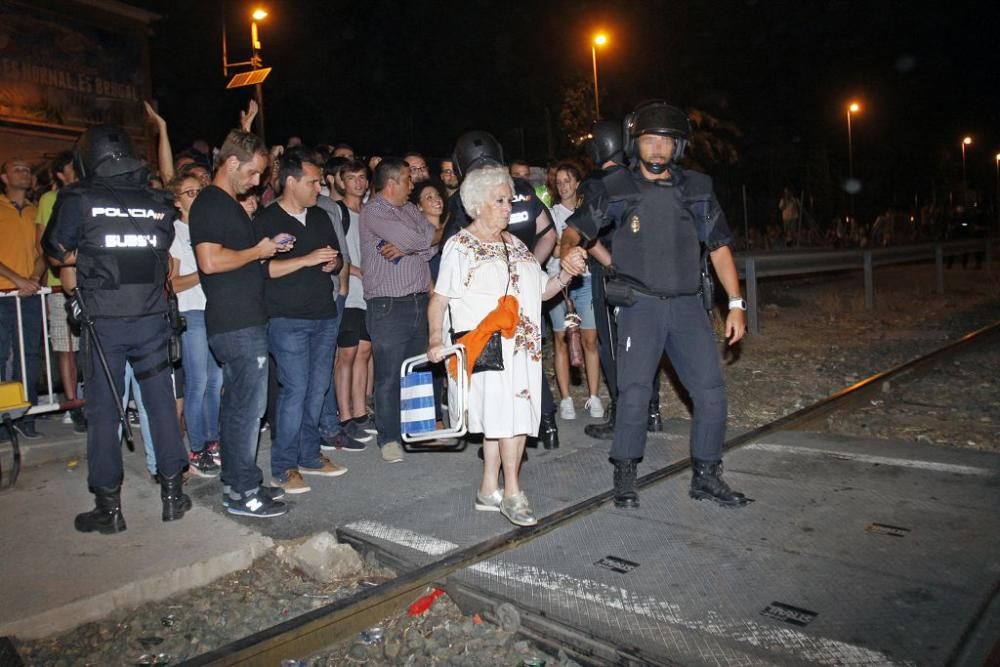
left=452, top=329, right=504, bottom=373
left=449, top=236, right=511, bottom=374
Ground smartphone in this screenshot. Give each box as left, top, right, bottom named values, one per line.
left=376, top=239, right=402, bottom=264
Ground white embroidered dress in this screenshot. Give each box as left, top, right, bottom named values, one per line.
left=435, top=229, right=546, bottom=439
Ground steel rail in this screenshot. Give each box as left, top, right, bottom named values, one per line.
left=180, top=319, right=1000, bottom=666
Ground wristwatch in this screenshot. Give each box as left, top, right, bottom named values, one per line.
left=728, top=296, right=747, bottom=311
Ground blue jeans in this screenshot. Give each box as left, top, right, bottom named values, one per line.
left=318, top=295, right=346, bottom=439
left=268, top=317, right=339, bottom=476
left=181, top=311, right=222, bottom=452
left=548, top=274, right=597, bottom=331
left=209, top=325, right=267, bottom=495
left=0, top=295, right=42, bottom=426
left=366, top=293, right=429, bottom=447
left=119, top=362, right=156, bottom=475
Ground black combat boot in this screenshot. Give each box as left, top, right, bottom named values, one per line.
left=75, top=486, right=126, bottom=534
left=689, top=459, right=751, bottom=507
left=539, top=412, right=559, bottom=450
left=160, top=471, right=193, bottom=522
left=612, top=459, right=640, bottom=508
left=584, top=399, right=616, bottom=440
left=647, top=394, right=663, bottom=432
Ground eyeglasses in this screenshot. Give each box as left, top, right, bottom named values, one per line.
left=440, top=169, right=454, bottom=175
left=181, top=188, right=202, bottom=198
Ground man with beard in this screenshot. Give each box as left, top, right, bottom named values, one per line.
left=191, top=129, right=293, bottom=517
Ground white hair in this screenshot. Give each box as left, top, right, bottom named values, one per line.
left=460, top=166, right=514, bottom=219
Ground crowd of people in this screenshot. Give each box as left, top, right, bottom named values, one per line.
left=0, top=100, right=602, bottom=526
left=4, top=97, right=755, bottom=532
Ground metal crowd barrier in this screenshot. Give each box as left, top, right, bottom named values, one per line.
left=0, top=287, right=62, bottom=416
left=735, top=238, right=993, bottom=335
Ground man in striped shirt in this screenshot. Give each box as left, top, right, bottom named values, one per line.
left=360, top=158, right=437, bottom=463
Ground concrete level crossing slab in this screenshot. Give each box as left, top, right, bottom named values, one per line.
left=340, top=430, right=1000, bottom=666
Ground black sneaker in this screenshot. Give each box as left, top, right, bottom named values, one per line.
left=69, top=408, right=87, bottom=433
left=321, top=431, right=367, bottom=452
left=13, top=420, right=41, bottom=440
left=226, top=488, right=287, bottom=518
left=343, top=420, right=374, bottom=443
left=188, top=449, right=220, bottom=477
left=222, top=485, right=285, bottom=507
left=356, top=415, right=378, bottom=435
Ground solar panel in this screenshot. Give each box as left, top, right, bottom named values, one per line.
left=226, top=68, right=272, bottom=89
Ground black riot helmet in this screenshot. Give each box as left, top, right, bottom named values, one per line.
left=584, top=119, right=625, bottom=167
left=623, top=101, right=691, bottom=173
left=451, top=130, right=505, bottom=180
left=75, top=124, right=145, bottom=179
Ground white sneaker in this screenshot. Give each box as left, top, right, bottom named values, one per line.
left=61, top=411, right=74, bottom=425
left=558, top=397, right=576, bottom=420
left=381, top=441, right=405, bottom=463
left=585, top=395, right=605, bottom=419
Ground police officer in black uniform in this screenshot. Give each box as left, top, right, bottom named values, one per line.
left=565, top=101, right=750, bottom=508
left=42, top=124, right=191, bottom=534
left=577, top=120, right=665, bottom=440
left=442, top=131, right=561, bottom=448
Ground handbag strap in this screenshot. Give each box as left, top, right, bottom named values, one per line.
left=448, top=233, right=513, bottom=339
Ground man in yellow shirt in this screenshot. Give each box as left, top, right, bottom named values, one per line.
left=0, top=157, right=46, bottom=439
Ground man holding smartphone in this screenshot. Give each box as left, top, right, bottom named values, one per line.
left=191, top=129, right=293, bottom=518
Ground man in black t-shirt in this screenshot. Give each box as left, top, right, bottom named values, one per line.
left=190, top=129, right=291, bottom=518
left=254, top=148, right=347, bottom=496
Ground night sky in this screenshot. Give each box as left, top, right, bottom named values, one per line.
left=134, top=0, right=1000, bottom=226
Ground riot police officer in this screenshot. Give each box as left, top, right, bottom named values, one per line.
left=578, top=120, right=665, bottom=440
left=442, top=131, right=562, bottom=449
left=42, top=124, right=191, bottom=533
left=565, top=101, right=750, bottom=508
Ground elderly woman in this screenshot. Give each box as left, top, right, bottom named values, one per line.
left=427, top=166, right=586, bottom=526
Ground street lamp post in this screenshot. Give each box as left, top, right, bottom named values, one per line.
left=591, top=33, right=607, bottom=120
left=961, top=136, right=972, bottom=183
left=995, top=153, right=999, bottom=233
left=846, top=101, right=860, bottom=214
left=222, top=8, right=269, bottom=140
left=250, top=9, right=267, bottom=140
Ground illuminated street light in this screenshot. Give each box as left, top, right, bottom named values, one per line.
left=846, top=100, right=861, bottom=213
left=591, top=33, right=608, bottom=119
left=961, top=136, right=972, bottom=182
left=223, top=8, right=270, bottom=138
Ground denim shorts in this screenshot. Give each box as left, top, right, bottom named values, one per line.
left=549, top=274, right=596, bottom=331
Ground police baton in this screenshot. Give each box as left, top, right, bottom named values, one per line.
left=70, top=290, right=135, bottom=451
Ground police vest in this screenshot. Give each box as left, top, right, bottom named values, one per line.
left=75, top=182, right=174, bottom=318
left=612, top=170, right=706, bottom=296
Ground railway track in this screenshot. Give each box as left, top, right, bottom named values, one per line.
left=180, top=320, right=1000, bottom=667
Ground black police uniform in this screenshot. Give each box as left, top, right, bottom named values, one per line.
left=43, top=172, right=188, bottom=526
left=567, top=165, right=731, bottom=464
left=579, top=169, right=665, bottom=440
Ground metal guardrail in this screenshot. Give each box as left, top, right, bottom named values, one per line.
left=735, top=238, right=993, bottom=335
left=0, top=288, right=61, bottom=416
